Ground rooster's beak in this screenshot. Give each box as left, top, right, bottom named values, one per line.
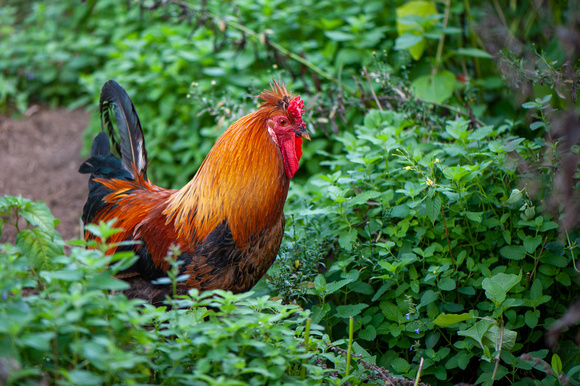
left=295, top=125, right=311, bottom=141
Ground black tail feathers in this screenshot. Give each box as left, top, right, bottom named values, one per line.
left=100, top=80, right=148, bottom=179
left=90, top=131, right=111, bottom=157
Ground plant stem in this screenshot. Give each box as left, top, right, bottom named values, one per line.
left=301, top=318, right=311, bottom=379
left=530, top=237, right=548, bottom=282
left=433, top=0, right=451, bottom=75
left=414, top=357, right=425, bottom=386
left=346, top=316, right=354, bottom=377
left=491, top=318, right=504, bottom=383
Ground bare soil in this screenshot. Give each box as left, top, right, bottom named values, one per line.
left=0, top=107, right=91, bottom=241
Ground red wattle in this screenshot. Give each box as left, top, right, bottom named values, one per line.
left=281, top=134, right=301, bottom=179
left=295, top=136, right=303, bottom=161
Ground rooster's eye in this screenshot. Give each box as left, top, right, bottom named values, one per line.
left=279, top=118, right=287, bottom=126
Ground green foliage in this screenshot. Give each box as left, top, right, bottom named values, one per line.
left=271, top=108, right=580, bottom=384
left=1, top=201, right=396, bottom=384
left=2, top=0, right=580, bottom=384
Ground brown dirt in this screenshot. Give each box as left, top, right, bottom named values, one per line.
left=0, top=107, right=91, bottom=241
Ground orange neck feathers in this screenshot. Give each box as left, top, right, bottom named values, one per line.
left=164, top=82, right=302, bottom=249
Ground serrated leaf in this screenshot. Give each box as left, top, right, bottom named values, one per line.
left=468, top=125, right=494, bottom=141
left=335, top=303, right=368, bottom=318
left=338, top=228, right=358, bottom=252
left=348, top=191, right=381, bottom=206
left=380, top=301, right=401, bottom=322
left=16, top=228, right=63, bottom=270
left=464, top=212, right=483, bottom=223
left=325, top=279, right=350, bottom=295
left=20, top=202, right=58, bottom=235
left=432, top=313, right=471, bottom=327
left=506, top=189, right=523, bottom=205
left=359, top=325, right=377, bottom=341
left=425, top=194, right=441, bottom=225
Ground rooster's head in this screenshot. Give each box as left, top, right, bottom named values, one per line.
left=258, top=81, right=310, bottom=179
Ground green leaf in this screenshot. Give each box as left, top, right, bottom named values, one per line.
left=485, top=272, right=522, bottom=295
left=425, top=194, right=441, bottom=225
left=523, top=235, right=543, bottom=254
left=552, top=354, right=563, bottom=375
left=500, top=245, right=526, bottom=260
left=411, top=71, right=456, bottom=104
left=66, top=370, right=104, bottom=385
left=359, top=325, right=377, bottom=341
left=464, top=212, right=483, bottom=223
left=432, top=313, right=471, bottom=327
left=338, top=228, right=358, bottom=252
left=18, top=332, right=55, bottom=351
left=556, top=272, right=571, bottom=286
left=391, top=357, right=411, bottom=373
left=335, top=303, right=369, bottom=318
left=20, top=201, right=58, bottom=235
left=418, top=289, right=438, bottom=309
left=87, top=272, right=130, bottom=291
left=394, top=33, right=424, bottom=50
left=506, top=189, right=523, bottom=205
left=325, top=279, right=351, bottom=295
left=324, top=30, right=355, bottom=42
left=484, top=326, right=517, bottom=350
left=454, top=48, right=492, bottom=59
left=468, top=125, right=494, bottom=141
left=16, top=228, right=63, bottom=270
left=438, top=277, right=456, bottom=291
left=457, top=319, right=495, bottom=349
left=348, top=191, right=381, bottom=206
left=380, top=301, right=402, bottom=322
left=525, top=310, right=540, bottom=328
left=481, top=279, right=506, bottom=304
left=396, top=0, right=438, bottom=60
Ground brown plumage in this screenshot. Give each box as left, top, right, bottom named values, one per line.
left=79, top=80, right=310, bottom=304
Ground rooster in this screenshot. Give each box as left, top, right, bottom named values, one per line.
left=79, top=80, right=309, bottom=303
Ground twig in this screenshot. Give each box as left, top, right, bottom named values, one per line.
left=530, top=236, right=548, bottom=282
left=363, top=66, right=383, bottom=111
left=491, top=318, right=504, bottom=382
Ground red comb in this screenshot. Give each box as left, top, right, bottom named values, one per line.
left=288, top=96, right=305, bottom=128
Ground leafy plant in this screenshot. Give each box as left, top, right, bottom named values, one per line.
left=270, top=108, right=580, bottom=384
